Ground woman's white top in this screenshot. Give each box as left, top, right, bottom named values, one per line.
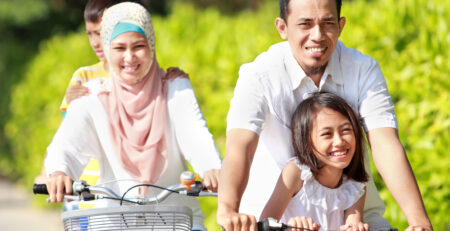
left=281, top=160, right=365, bottom=231
left=45, top=78, right=222, bottom=230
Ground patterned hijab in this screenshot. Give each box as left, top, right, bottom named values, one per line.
left=99, top=2, right=168, bottom=184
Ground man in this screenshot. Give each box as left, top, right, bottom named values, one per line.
left=217, top=0, right=432, bottom=230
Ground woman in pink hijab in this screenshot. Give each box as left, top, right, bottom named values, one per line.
left=44, top=2, right=221, bottom=229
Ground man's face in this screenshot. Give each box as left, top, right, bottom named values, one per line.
left=276, top=0, right=345, bottom=75
left=85, top=20, right=105, bottom=62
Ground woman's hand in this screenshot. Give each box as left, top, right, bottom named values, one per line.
left=165, top=67, right=188, bottom=81
left=34, top=173, right=47, bottom=184
left=65, top=81, right=89, bottom=104
left=202, top=169, right=220, bottom=192
left=46, top=171, right=73, bottom=203
left=287, top=216, right=320, bottom=231
left=340, top=222, right=369, bottom=231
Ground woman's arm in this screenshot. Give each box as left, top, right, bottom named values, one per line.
left=45, top=97, right=102, bottom=181
left=166, top=78, right=222, bottom=190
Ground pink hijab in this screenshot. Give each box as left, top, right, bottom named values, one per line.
left=99, top=2, right=167, bottom=184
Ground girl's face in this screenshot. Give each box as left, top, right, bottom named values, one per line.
left=109, top=32, right=152, bottom=84
left=310, top=107, right=355, bottom=171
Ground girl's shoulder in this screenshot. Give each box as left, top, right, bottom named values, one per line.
left=282, top=159, right=305, bottom=194
left=285, top=158, right=314, bottom=182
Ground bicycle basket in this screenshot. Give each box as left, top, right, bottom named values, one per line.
left=61, top=205, right=192, bottom=231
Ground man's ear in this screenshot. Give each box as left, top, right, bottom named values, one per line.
left=275, top=17, right=288, bottom=40
left=338, top=16, right=346, bottom=36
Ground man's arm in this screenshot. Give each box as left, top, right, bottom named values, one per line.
left=217, top=129, right=259, bottom=231
left=367, top=127, right=432, bottom=230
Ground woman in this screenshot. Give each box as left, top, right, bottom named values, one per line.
left=44, top=2, right=221, bottom=230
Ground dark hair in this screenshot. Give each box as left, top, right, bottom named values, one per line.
left=84, top=0, right=144, bottom=22
left=280, top=0, right=342, bottom=22
left=291, top=92, right=368, bottom=182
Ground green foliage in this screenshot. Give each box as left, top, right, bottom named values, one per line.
left=340, top=0, right=450, bottom=229
left=3, top=0, right=448, bottom=230
left=0, top=0, right=49, bottom=25
left=153, top=2, right=281, bottom=152
left=183, top=0, right=261, bottom=13
left=4, top=31, right=97, bottom=183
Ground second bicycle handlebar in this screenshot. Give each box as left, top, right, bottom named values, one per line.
left=33, top=171, right=217, bottom=204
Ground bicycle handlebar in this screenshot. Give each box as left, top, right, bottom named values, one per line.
left=33, top=171, right=217, bottom=204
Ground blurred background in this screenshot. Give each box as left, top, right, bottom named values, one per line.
left=0, top=0, right=448, bottom=230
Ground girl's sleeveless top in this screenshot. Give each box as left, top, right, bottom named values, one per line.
left=281, top=159, right=365, bottom=231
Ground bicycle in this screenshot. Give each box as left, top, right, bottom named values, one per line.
left=33, top=171, right=216, bottom=231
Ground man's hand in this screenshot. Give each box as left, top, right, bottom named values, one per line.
left=405, top=225, right=433, bottom=231
left=65, top=81, right=89, bottom=104
left=46, top=171, right=72, bottom=203
left=217, top=211, right=258, bottom=231
left=202, top=169, right=219, bottom=192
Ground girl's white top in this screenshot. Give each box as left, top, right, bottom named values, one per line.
left=45, top=78, right=222, bottom=230
left=281, top=159, right=365, bottom=231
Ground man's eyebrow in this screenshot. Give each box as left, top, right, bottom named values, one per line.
left=296, top=17, right=314, bottom=22
left=296, top=16, right=337, bottom=23
left=322, top=16, right=337, bottom=21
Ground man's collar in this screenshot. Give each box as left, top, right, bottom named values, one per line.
left=283, top=43, right=308, bottom=90
left=323, top=42, right=344, bottom=85
left=284, top=41, right=344, bottom=90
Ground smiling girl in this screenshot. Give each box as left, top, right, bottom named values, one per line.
left=260, top=92, right=369, bottom=231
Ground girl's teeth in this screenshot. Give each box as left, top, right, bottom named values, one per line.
left=331, top=151, right=346, bottom=156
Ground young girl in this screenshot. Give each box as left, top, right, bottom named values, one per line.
left=260, top=92, right=370, bottom=231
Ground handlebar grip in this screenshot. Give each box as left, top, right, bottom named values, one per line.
left=186, top=181, right=204, bottom=196
left=257, top=219, right=271, bottom=231
left=33, top=184, right=49, bottom=195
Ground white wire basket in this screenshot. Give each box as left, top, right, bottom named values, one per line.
left=61, top=205, right=192, bottom=231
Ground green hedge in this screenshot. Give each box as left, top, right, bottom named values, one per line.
left=339, top=0, right=449, bottom=229
left=4, top=0, right=448, bottom=230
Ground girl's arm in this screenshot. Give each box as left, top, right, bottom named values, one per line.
left=343, top=188, right=369, bottom=231
left=260, top=161, right=302, bottom=221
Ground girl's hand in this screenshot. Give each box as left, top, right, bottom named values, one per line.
left=202, top=169, right=220, bottom=192
left=46, top=171, right=73, bottom=203
left=340, top=222, right=369, bottom=231
left=287, top=216, right=320, bottom=231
